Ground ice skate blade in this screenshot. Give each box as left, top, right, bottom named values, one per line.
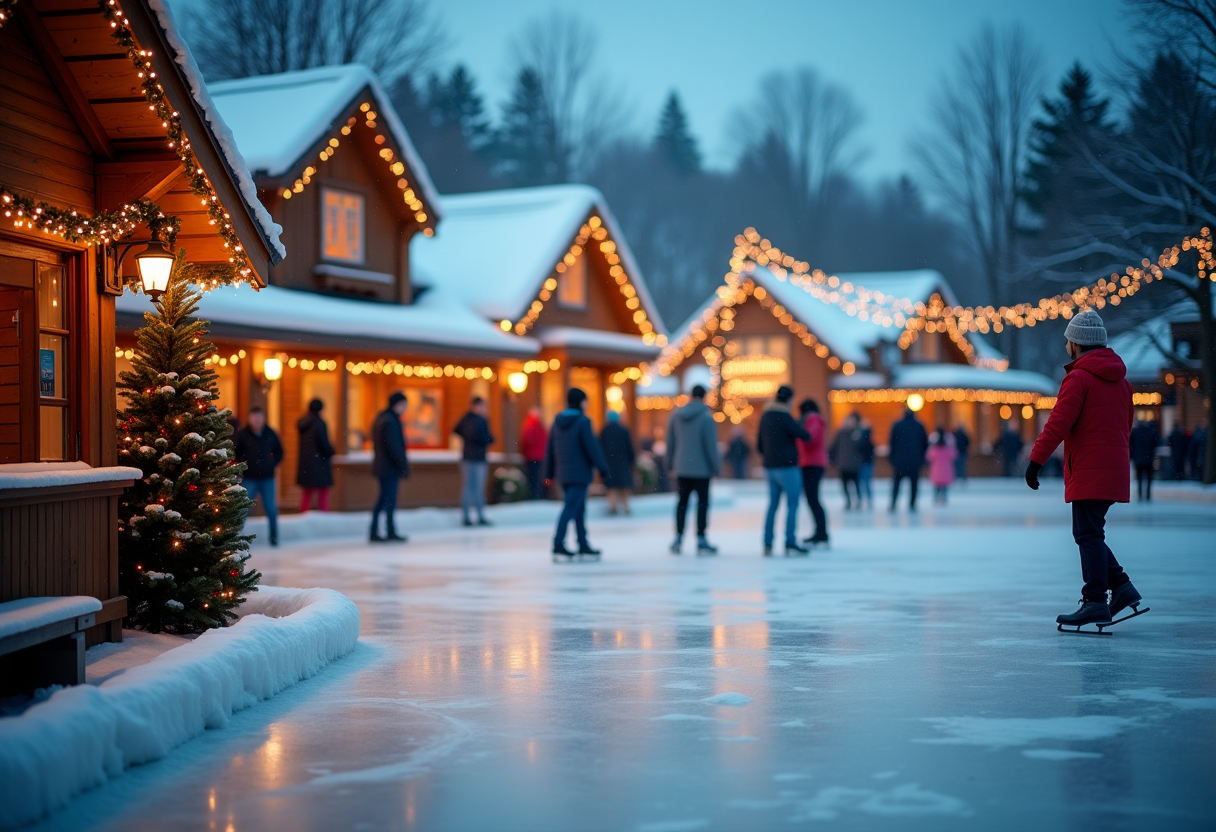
left=1057, top=622, right=1113, bottom=636
left=1107, top=605, right=1150, bottom=626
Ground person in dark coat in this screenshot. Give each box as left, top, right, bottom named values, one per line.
left=757, top=385, right=811, bottom=555
left=1026, top=309, right=1140, bottom=628
left=545, top=388, right=610, bottom=558
left=888, top=408, right=928, bottom=512
left=370, top=392, right=410, bottom=543
left=234, top=406, right=284, bottom=546
left=1128, top=419, right=1159, bottom=501
left=856, top=417, right=875, bottom=508
left=999, top=421, right=1024, bottom=477
left=952, top=424, right=971, bottom=483
left=599, top=410, right=636, bottom=516
left=1187, top=422, right=1207, bottom=482
left=1167, top=422, right=1190, bottom=479
left=296, top=398, right=335, bottom=512
left=726, top=427, right=751, bottom=479
left=830, top=413, right=863, bottom=510
left=453, top=396, right=495, bottom=527
left=666, top=385, right=721, bottom=553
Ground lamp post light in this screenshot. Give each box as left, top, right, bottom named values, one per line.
left=134, top=239, right=175, bottom=297
left=262, top=357, right=283, bottom=382
left=507, top=372, right=528, bottom=394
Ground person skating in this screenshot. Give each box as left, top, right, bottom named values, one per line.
left=1188, top=422, right=1207, bottom=481
left=888, top=408, right=928, bottom=512
left=520, top=406, right=549, bottom=499
left=453, top=396, right=495, bottom=527
left=726, top=427, right=751, bottom=480
left=1167, top=422, right=1190, bottom=479
left=999, top=421, right=1024, bottom=478
left=797, top=398, right=829, bottom=546
left=234, top=406, right=283, bottom=546
left=600, top=410, right=636, bottom=516
left=296, top=399, right=335, bottom=512
left=545, top=388, right=610, bottom=559
left=758, top=385, right=811, bottom=556
left=856, top=416, right=875, bottom=508
left=1129, top=418, right=1159, bottom=502
left=370, top=392, right=410, bottom=543
left=665, top=384, right=721, bottom=555
left=952, top=423, right=970, bottom=484
left=926, top=430, right=957, bottom=505
left=830, top=413, right=863, bottom=511
left=1025, top=309, right=1144, bottom=630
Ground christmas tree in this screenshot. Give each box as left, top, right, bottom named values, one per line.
left=116, top=253, right=259, bottom=634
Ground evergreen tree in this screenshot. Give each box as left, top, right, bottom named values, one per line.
left=116, top=255, right=259, bottom=634
left=654, top=91, right=701, bottom=175
left=495, top=67, right=560, bottom=186
left=434, top=65, right=492, bottom=150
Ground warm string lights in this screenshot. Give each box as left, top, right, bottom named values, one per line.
left=346, top=359, right=497, bottom=381
left=279, top=102, right=434, bottom=236
left=505, top=215, right=662, bottom=345
left=0, top=189, right=179, bottom=251
left=828, top=388, right=1057, bottom=409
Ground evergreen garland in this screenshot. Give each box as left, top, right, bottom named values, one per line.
left=117, top=252, right=259, bottom=634
left=0, top=188, right=178, bottom=253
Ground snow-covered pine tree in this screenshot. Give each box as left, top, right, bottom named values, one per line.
left=116, top=253, right=259, bottom=634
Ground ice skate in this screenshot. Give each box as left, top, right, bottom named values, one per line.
left=669, top=536, right=683, bottom=555
left=1056, top=598, right=1114, bottom=635
left=1107, top=582, right=1149, bottom=626
left=786, top=542, right=809, bottom=556
left=552, top=543, right=576, bottom=563
left=696, top=537, right=718, bottom=556
left=577, top=545, right=602, bottom=561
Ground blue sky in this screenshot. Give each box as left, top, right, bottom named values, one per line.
left=436, top=0, right=1135, bottom=180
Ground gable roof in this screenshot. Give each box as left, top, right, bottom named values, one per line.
left=207, top=64, right=441, bottom=220
left=410, top=184, right=664, bottom=332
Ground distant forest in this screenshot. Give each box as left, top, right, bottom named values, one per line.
left=188, top=0, right=1215, bottom=375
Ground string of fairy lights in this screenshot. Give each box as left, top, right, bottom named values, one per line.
left=503, top=214, right=664, bottom=346
left=279, top=103, right=434, bottom=236
left=0, top=0, right=258, bottom=287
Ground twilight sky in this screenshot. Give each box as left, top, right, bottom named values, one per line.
left=436, top=0, right=1135, bottom=180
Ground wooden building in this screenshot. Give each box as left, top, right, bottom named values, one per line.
left=652, top=266, right=1057, bottom=476
left=116, top=65, right=540, bottom=511
left=0, top=0, right=281, bottom=641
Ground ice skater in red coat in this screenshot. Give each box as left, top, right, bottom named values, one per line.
left=1025, top=309, right=1144, bottom=629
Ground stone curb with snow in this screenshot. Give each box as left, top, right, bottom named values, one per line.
left=0, top=587, right=359, bottom=830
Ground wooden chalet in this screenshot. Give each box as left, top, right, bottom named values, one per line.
left=1110, top=306, right=1208, bottom=432
left=653, top=266, right=1057, bottom=475
left=0, top=0, right=282, bottom=651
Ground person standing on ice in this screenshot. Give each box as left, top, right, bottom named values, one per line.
left=758, top=385, right=811, bottom=556
left=888, top=407, right=928, bottom=512
left=830, top=412, right=863, bottom=511
left=600, top=410, right=636, bottom=516
left=796, top=398, right=830, bottom=545
left=370, top=391, right=410, bottom=543
left=926, top=430, right=957, bottom=505
left=453, top=396, right=495, bottom=527
left=545, top=388, right=609, bottom=559
left=666, top=384, right=721, bottom=554
left=296, top=398, right=335, bottom=512
left=1025, top=309, right=1142, bottom=628
left=520, top=406, right=549, bottom=499
left=234, top=406, right=283, bottom=546
left=1128, top=418, right=1159, bottom=502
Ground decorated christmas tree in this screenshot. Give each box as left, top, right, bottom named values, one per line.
left=117, top=253, right=259, bottom=634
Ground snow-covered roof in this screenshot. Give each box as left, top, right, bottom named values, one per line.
left=537, top=326, right=661, bottom=359
left=147, top=0, right=285, bottom=263
left=890, top=365, right=1057, bottom=396
left=410, top=184, right=664, bottom=331
left=1109, top=316, right=1174, bottom=383
left=207, top=64, right=441, bottom=220
left=116, top=284, right=537, bottom=359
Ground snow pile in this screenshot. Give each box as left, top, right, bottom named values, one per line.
left=0, top=587, right=359, bottom=829
left=0, top=597, right=102, bottom=640
left=0, top=463, right=141, bottom=491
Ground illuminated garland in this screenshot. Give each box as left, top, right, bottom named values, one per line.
left=828, top=388, right=1055, bottom=408
left=504, top=214, right=662, bottom=345
left=280, top=102, right=434, bottom=236
left=1, top=188, right=177, bottom=249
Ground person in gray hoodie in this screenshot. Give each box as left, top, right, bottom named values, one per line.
left=665, top=385, right=721, bottom=555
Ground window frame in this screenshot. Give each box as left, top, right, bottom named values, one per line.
left=319, top=185, right=368, bottom=266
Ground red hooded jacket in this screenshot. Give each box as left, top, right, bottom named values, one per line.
left=1029, top=347, right=1133, bottom=503
left=520, top=414, right=549, bottom=462
left=797, top=412, right=829, bottom=467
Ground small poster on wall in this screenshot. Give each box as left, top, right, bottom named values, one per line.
left=40, top=349, right=56, bottom=397
left=403, top=387, right=442, bottom=448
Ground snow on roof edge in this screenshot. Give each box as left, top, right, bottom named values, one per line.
left=146, top=0, right=286, bottom=264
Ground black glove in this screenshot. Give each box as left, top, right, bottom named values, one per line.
left=1025, top=460, right=1042, bottom=491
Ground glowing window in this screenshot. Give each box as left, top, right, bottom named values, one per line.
left=321, top=188, right=365, bottom=264
left=557, top=253, right=586, bottom=309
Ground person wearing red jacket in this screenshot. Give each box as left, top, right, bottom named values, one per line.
left=520, top=406, right=549, bottom=500
left=1025, top=309, right=1143, bottom=629
left=796, top=398, right=830, bottom=546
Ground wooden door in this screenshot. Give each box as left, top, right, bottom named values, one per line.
left=0, top=279, right=37, bottom=463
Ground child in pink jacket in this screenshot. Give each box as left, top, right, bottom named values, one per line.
left=926, top=430, right=958, bottom=505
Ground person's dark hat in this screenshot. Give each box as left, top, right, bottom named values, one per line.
left=775, top=385, right=794, bottom=403
left=690, top=384, right=707, bottom=399
left=308, top=398, right=324, bottom=412
left=389, top=391, right=407, bottom=407
left=567, top=387, right=587, bottom=409
left=799, top=398, right=819, bottom=414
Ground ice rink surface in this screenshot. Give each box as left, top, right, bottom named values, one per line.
left=33, top=480, right=1216, bottom=832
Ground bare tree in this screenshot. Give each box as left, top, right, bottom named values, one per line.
left=733, top=67, right=864, bottom=253
left=188, top=0, right=446, bottom=83
left=509, top=12, right=628, bottom=180
left=913, top=24, right=1044, bottom=319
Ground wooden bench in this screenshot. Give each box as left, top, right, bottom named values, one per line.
left=0, top=596, right=108, bottom=696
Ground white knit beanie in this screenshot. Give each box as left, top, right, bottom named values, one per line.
left=1065, top=308, right=1107, bottom=347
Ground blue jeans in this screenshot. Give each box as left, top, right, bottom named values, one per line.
left=858, top=462, right=874, bottom=504
left=461, top=461, right=488, bottom=521
left=554, top=483, right=589, bottom=549
left=371, top=474, right=400, bottom=536
left=243, top=477, right=278, bottom=542
left=764, top=466, right=801, bottom=548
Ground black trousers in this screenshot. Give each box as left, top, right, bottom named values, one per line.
left=1072, top=499, right=1130, bottom=602
left=801, top=466, right=827, bottom=538
left=675, top=476, right=710, bottom=536
left=891, top=468, right=920, bottom=509
left=371, top=474, right=400, bottom=535
left=839, top=471, right=861, bottom=509
left=1134, top=463, right=1153, bottom=501
left=525, top=460, right=545, bottom=500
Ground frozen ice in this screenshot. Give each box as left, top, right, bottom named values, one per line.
left=15, top=479, right=1216, bottom=832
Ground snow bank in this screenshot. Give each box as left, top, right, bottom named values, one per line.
left=0, top=587, right=359, bottom=830
left=0, top=463, right=141, bottom=491
left=0, top=597, right=101, bottom=641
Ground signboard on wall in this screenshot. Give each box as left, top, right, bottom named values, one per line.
left=720, top=336, right=790, bottom=399
left=403, top=386, right=443, bottom=447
